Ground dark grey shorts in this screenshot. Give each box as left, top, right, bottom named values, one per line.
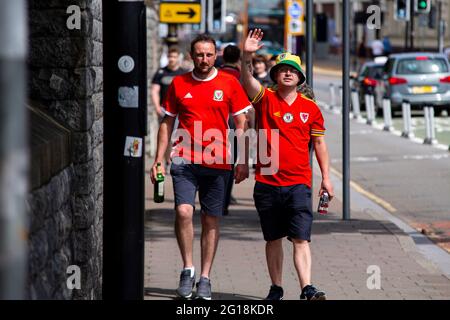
left=170, top=163, right=230, bottom=216
left=253, top=181, right=313, bottom=242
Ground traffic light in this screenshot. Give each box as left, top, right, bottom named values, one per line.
left=394, top=0, right=410, bottom=21
left=428, top=5, right=436, bottom=29
left=208, top=0, right=226, bottom=33
left=415, top=0, right=431, bottom=14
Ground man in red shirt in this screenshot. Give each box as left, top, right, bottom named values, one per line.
left=151, top=34, right=251, bottom=300
left=241, top=29, right=334, bottom=300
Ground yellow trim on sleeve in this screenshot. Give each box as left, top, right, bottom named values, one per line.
left=311, top=128, right=325, bottom=137
left=300, top=94, right=316, bottom=104
left=251, top=85, right=265, bottom=104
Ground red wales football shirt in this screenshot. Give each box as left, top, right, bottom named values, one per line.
left=163, top=68, right=252, bottom=170
left=253, top=87, right=326, bottom=187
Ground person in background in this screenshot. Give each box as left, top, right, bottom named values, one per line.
left=220, top=45, right=242, bottom=214
left=382, top=36, right=392, bottom=56
left=214, top=43, right=226, bottom=68
left=357, top=40, right=367, bottom=69
left=330, top=34, right=341, bottom=55
left=151, top=47, right=187, bottom=167
left=370, top=38, right=384, bottom=58
left=181, top=50, right=194, bottom=71
left=253, top=54, right=273, bottom=88
left=221, top=45, right=241, bottom=79
left=267, top=55, right=278, bottom=71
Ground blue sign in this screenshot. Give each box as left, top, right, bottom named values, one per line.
left=289, top=2, right=302, bottom=19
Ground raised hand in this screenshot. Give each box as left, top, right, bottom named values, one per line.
left=244, top=29, right=264, bottom=54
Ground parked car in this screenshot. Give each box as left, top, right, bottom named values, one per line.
left=352, top=60, right=386, bottom=114
left=379, top=52, right=450, bottom=114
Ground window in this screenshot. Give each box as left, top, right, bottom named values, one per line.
left=396, top=58, right=448, bottom=75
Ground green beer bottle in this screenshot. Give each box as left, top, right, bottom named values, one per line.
left=154, top=162, right=164, bottom=203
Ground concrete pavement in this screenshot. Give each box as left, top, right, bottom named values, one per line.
left=144, top=164, right=450, bottom=300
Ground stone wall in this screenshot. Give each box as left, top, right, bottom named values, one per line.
left=27, top=0, right=103, bottom=299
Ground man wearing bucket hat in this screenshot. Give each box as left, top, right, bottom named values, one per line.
left=241, top=29, right=334, bottom=300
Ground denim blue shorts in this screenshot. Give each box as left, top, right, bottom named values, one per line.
left=253, top=181, right=313, bottom=242
left=170, top=162, right=230, bottom=216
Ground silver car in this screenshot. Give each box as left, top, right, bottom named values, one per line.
left=379, top=52, right=450, bottom=113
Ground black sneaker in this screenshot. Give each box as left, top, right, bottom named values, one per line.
left=195, top=276, right=212, bottom=300
left=176, top=269, right=195, bottom=299
left=300, top=285, right=326, bottom=300
left=264, top=285, right=284, bottom=300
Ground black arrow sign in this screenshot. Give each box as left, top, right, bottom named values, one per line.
left=176, top=7, right=196, bottom=19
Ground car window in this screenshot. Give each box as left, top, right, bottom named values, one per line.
left=396, top=58, right=449, bottom=74
left=368, top=66, right=384, bottom=79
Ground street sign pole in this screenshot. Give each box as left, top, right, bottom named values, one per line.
left=205, top=0, right=209, bottom=33
left=306, top=0, right=314, bottom=204
left=103, top=0, right=147, bottom=299
left=437, top=0, right=444, bottom=53
left=343, top=0, right=350, bottom=220
left=306, top=0, right=312, bottom=88
left=410, top=2, right=415, bottom=50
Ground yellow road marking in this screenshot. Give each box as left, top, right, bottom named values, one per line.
left=330, top=166, right=397, bottom=213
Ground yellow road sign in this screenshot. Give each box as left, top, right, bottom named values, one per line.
left=159, top=3, right=202, bottom=24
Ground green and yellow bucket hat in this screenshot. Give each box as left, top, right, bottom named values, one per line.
left=269, top=52, right=306, bottom=85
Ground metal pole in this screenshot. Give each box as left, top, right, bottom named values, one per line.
left=365, top=93, right=373, bottom=125
left=351, top=88, right=361, bottom=120
left=306, top=0, right=313, bottom=88
left=438, top=1, right=444, bottom=53
left=405, top=21, right=409, bottom=51
left=103, top=0, right=147, bottom=299
left=424, top=107, right=431, bottom=143
left=369, top=93, right=376, bottom=123
left=0, top=0, right=28, bottom=300
left=401, top=100, right=413, bottom=138
left=306, top=0, right=314, bottom=199
left=382, top=96, right=393, bottom=131
left=330, top=83, right=336, bottom=109
left=343, top=0, right=350, bottom=220
left=424, top=106, right=437, bottom=144
left=430, top=107, right=437, bottom=144
left=410, top=3, right=415, bottom=50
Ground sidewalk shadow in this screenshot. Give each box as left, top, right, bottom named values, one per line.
left=145, top=209, right=264, bottom=242
left=146, top=208, right=408, bottom=242
left=144, top=287, right=260, bottom=300
left=312, top=213, right=406, bottom=237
